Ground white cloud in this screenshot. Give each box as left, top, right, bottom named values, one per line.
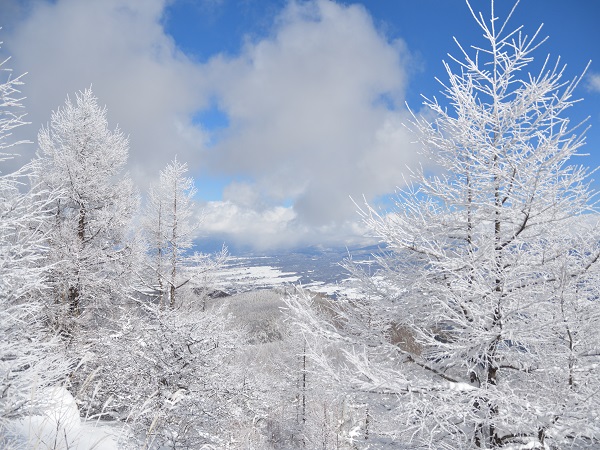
left=204, top=0, right=420, bottom=228
left=197, top=200, right=374, bottom=251
left=4, top=0, right=209, bottom=188
left=222, top=181, right=265, bottom=209
left=4, top=0, right=421, bottom=250
left=587, top=73, right=600, bottom=93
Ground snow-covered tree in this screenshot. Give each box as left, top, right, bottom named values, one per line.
left=36, top=88, right=137, bottom=322
left=143, top=158, right=221, bottom=308
left=200, top=289, right=360, bottom=449
left=287, top=1, right=600, bottom=448
left=0, top=46, right=68, bottom=442
left=71, top=288, right=252, bottom=448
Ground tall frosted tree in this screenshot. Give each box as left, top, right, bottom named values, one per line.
left=36, top=88, right=137, bottom=320
left=287, top=1, right=600, bottom=448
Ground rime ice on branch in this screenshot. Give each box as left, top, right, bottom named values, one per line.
left=0, top=45, right=68, bottom=440
left=287, top=1, right=600, bottom=448
left=36, top=88, right=136, bottom=320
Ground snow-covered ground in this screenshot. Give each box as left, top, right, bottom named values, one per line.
left=5, top=387, right=127, bottom=450
left=211, top=254, right=365, bottom=299
left=301, top=278, right=363, bottom=299
left=213, top=261, right=301, bottom=290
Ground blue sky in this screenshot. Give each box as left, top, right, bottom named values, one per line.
left=2, top=0, right=599, bottom=251
left=163, top=1, right=600, bottom=116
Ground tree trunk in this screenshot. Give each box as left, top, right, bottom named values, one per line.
left=69, top=206, right=86, bottom=316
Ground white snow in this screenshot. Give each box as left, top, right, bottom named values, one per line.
left=213, top=261, right=301, bottom=290
left=6, top=386, right=126, bottom=450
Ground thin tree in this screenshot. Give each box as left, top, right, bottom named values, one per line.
left=287, top=1, right=600, bottom=448
left=144, top=158, right=223, bottom=308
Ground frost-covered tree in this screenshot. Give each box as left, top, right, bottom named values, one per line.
left=0, top=47, right=68, bottom=442
left=36, top=88, right=137, bottom=321
left=72, top=290, right=252, bottom=448
left=288, top=1, right=600, bottom=448
left=196, top=289, right=360, bottom=449
left=143, top=158, right=221, bottom=308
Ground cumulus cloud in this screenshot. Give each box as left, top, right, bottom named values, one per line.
left=204, top=0, right=420, bottom=227
left=197, top=200, right=373, bottom=252
left=198, top=177, right=375, bottom=251
left=3, top=0, right=208, bottom=186
left=4, top=0, right=421, bottom=250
